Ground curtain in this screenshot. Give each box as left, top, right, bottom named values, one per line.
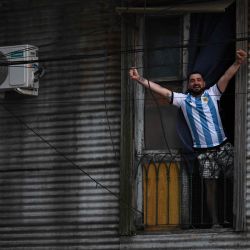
left=178, top=4, right=235, bottom=174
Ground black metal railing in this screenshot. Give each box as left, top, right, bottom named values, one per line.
left=134, top=149, right=234, bottom=229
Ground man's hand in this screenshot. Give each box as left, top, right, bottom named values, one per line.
left=128, top=67, right=172, bottom=101
left=218, top=49, right=247, bottom=93
left=236, top=49, right=247, bottom=65
left=129, top=67, right=140, bottom=81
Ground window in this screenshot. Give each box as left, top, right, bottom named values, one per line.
left=144, top=16, right=183, bottom=150
left=119, top=0, right=247, bottom=235
left=133, top=14, right=189, bottom=230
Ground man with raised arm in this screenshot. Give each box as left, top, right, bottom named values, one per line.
left=129, top=49, right=247, bottom=227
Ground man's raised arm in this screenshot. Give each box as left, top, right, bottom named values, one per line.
left=129, top=67, right=173, bottom=103
left=218, top=49, right=247, bottom=93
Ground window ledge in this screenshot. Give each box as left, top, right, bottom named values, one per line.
left=120, top=228, right=247, bottom=250
left=134, top=227, right=234, bottom=236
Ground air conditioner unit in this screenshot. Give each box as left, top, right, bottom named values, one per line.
left=0, top=44, right=39, bottom=96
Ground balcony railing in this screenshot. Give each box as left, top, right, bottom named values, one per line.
left=134, top=150, right=234, bottom=230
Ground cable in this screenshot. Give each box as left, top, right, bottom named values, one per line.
left=3, top=54, right=238, bottom=78
left=142, top=0, right=174, bottom=157
left=0, top=26, right=112, bottom=61
left=0, top=0, right=247, bottom=66
left=0, top=103, right=143, bottom=216
left=0, top=91, right=246, bottom=107
left=0, top=0, right=243, bottom=221
left=0, top=33, right=248, bottom=67
left=103, top=48, right=120, bottom=163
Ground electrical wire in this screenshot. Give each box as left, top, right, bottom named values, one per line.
left=0, top=24, right=248, bottom=68
left=0, top=91, right=246, bottom=106
left=0, top=0, right=247, bottom=68
left=0, top=103, right=143, bottom=215
left=103, top=49, right=120, bottom=163
left=0, top=0, right=245, bottom=221
left=0, top=34, right=248, bottom=68
left=142, top=0, right=177, bottom=158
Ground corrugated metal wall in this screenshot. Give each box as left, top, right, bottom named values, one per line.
left=0, top=0, right=120, bottom=249
left=246, top=0, right=250, bottom=233
left=0, top=0, right=250, bottom=249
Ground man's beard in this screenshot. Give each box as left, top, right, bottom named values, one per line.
left=187, top=87, right=205, bottom=96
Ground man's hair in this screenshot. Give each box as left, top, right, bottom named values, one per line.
left=187, top=71, right=204, bottom=82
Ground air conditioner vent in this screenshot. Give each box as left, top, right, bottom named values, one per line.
left=0, top=51, right=8, bottom=85
left=0, top=44, right=39, bottom=96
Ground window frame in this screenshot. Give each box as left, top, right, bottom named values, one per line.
left=144, top=15, right=183, bottom=83
left=233, top=0, right=248, bottom=232
left=143, top=15, right=186, bottom=151
left=133, top=14, right=189, bottom=228
left=119, top=0, right=248, bottom=235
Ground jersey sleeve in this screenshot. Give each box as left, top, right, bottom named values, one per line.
left=207, top=84, right=222, bottom=101
left=172, top=92, right=187, bottom=107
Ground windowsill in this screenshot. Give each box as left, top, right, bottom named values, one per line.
left=119, top=227, right=245, bottom=250
left=135, top=227, right=234, bottom=236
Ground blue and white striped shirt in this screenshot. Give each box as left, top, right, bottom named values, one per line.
left=172, top=84, right=226, bottom=148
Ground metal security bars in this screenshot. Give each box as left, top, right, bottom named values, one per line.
left=135, top=149, right=234, bottom=230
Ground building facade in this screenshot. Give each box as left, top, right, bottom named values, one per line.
left=0, top=0, right=249, bottom=249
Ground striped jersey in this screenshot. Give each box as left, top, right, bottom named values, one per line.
left=172, top=84, right=226, bottom=148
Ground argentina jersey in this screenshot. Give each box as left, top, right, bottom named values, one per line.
left=172, top=84, right=226, bottom=148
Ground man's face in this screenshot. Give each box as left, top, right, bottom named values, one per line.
left=188, top=73, right=205, bottom=95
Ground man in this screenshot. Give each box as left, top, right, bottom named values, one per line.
left=129, top=49, right=247, bottom=227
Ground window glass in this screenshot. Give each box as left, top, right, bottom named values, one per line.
left=144, top=16, right=182, bottom=150
left=144, top=85, right=182, bottom=150
left=146, top=16, right=181, bottom=81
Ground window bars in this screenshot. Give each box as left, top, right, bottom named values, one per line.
left=135, top=147, right=234, bottom=230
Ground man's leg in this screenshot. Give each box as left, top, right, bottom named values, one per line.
left=198, top=151, right=220, bottom=227
left=204, top=178, right=219, bottom=226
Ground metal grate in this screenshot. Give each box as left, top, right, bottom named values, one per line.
left=135, top=149, right=234, bottom=229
